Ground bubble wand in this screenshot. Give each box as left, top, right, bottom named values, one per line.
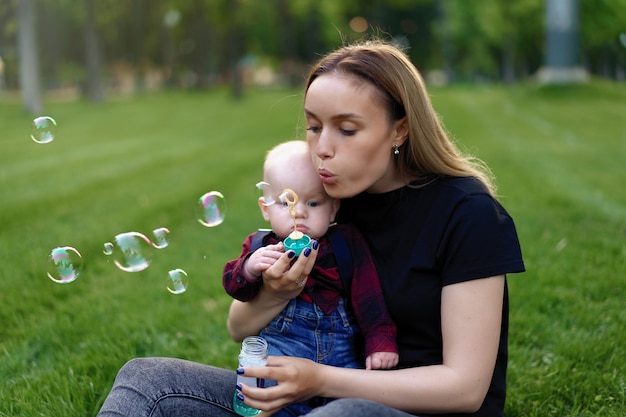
left=280, top=188, right=311, bottom=255
left=280, top=189, right=303, bottom=239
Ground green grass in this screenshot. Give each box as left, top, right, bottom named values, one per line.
left=0, top=81, right=624, bottom=416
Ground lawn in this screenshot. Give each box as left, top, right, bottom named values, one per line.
left=0, top=81, right=624, bottom=416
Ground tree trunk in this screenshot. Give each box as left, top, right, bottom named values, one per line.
left=17, top=0, right=43, bottom=114
left=189, top=1, right=212, bottom=89
left=502, top=0, right=515, bottom=84
left=276, top=0, right=299, bottom=87
left=436, top=0, right=454, bottom=83
left=39, top=2, right=61, bottom=89
left=84, top=0, right=104, bottom=102
left=128, top=0, right=144, bottom=91
left=304, top=2, right=322, bottom=64
left=616, top=44, right=624, bottom=82
left=227, top=0, right=242, bottom=99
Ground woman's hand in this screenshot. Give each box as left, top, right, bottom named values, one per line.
left=227, top=242, right=319, bottom=342
left=261, top=242, right=319, bottom=299
left=236, top=356, right=325, bottom=414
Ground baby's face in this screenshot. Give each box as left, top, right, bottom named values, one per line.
left=261, top=163, right=338, bottom=240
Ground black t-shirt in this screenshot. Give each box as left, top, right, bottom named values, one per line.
left=337, top=176, right=525, bottom=417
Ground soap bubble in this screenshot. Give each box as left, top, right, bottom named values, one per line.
left=196, top=191, right=226, bottom=227
left=166, top=268, right=189, bottom=294
left=103, top=242, right=114, bottom=255
left=256, top=181, right=276, bottom=206
left=104, top=232, right=154, bottom=272
left=152, top=227, right=170, bottom=249
left=47, top=246, right=83, bottom=284
left=31, top=116, right=57, bottom=144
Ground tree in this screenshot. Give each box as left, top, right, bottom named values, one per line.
left=580, top=0, right=626, bottom=80
left=5, top=0, right=625, bottom=98
left=84, top=0, right=104, bottom=102
left=436, top=0, right=454, bottom=82
left=226, top=0, right=243, bottom=98
left=17, top=0, right=43, bottom=114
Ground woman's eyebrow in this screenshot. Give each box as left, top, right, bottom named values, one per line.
left=304, top=109, right=363, bottom=120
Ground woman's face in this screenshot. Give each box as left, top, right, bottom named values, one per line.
left=304, top=73, right=407, bottom=199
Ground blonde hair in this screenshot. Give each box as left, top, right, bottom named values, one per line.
left=263, top=140, right=309, bottom=178
left=305, top=40, right=496, bottom=195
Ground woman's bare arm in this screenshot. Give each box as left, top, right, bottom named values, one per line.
left=239, top=275, right=505, bottom=414
left=227, top=290, right=289, bottom=342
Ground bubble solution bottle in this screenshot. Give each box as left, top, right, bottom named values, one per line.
left=233, top=336, right=268, bottom=416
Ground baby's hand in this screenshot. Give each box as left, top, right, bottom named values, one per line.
left=244, top=243, right=284, bottom=280
left=365, top=351, right=399, bottom=370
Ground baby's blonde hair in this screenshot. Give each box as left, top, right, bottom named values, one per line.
left=263, top=140, right=310, bottom=180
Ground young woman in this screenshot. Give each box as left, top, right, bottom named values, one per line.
left=98, top=40, right=524, bottom=417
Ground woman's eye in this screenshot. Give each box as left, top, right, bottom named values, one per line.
left=340, top=128, right=356, bottom=136
left=306, top=126, right=321, bottom=133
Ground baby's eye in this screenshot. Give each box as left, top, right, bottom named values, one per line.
left=307, top=201, right=320, bottom=208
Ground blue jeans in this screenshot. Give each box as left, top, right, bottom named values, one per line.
left=97, top=358, right=419, bottom=417
left=97, top=300, right=417, bottom=416
left=260, top=298, right=362, bottom=416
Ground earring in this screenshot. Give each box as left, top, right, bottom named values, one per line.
left=394, top=144, right=400, bottom=155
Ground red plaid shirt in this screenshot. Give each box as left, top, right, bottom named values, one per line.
left=223, top=223, right=397, bottom=358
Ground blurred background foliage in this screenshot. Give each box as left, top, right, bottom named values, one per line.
left=0, top=0, right=624, bottom=105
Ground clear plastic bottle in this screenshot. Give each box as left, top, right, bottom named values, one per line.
left=233, top=336, right=268, bottom=416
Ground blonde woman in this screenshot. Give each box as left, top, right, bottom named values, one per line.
left=98, top=40, right=524, bottom=417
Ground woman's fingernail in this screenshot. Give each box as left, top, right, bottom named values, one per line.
left=236, top=368, right=245, bottom=375
left=236, top=392, right=245, bottom=401
left=303, top=248, right=311, bottom=257
left=236, top=383, right=243, bottom=391
left=287, top=251, right=296, bottom=259
left=312, top=240, right=319, bottom=250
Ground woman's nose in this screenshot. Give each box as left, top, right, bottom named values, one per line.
left=312, top=130, right=333, bottom=160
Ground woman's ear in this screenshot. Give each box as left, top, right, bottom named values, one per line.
left=258, top=197, right=271, bottom=221
left=393, top=116, right=409, bottom=146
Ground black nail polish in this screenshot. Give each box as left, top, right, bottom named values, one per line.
left=236, top=392, right=245, bottom=401
left=236, top=383, right=242, bottom=391
left=236, top=368, right=244, bottom=375
left=312, top=240, right=319, bottom=250
left=303, top=248, right=311, bottom=257
left=287, top=251, right=296, bottom=259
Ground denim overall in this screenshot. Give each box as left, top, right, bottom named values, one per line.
left=260, top=297, right=362, bottom=416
